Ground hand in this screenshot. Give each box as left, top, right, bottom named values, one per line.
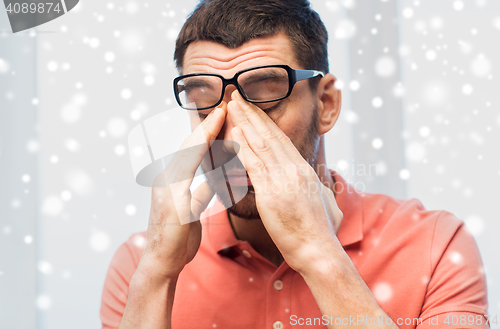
left=227, top=91, right=343, bottom=274
left=136, top=103, right=227, bottom=280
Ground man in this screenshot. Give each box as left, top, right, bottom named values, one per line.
left=100, top=0, right=489, bottom=328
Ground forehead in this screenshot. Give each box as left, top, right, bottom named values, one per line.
left=182, top=32, right=299, bottom=77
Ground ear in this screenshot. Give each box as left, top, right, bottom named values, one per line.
left=316, top=73, right=341, bottom=135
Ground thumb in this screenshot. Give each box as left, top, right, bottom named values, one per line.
left=191, top=181, right=215, bottom=219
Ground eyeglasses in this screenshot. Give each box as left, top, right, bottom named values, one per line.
left=173, top=64, right=324, bottom=111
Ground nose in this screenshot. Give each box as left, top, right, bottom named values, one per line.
left=217, top=85, right=239, bottom=153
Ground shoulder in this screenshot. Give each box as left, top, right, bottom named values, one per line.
left=357, top=193, right=488, bottom=314
left=361, top=192, right=463, bottom=236
left=106, top=231, right=147, bottom=276
left=100, top=231, right=147, bottom=327
left=359, top=192, right=467, bottom=266
left=121, top=231, right=148, bottom=266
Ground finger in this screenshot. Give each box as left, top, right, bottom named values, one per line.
left=153, top=104, right=226, bottom=225
left=187, top=219, right=202, bottom=257
left=227, top=100, right=281, bottom=168
left=191, top=181, right=215, bottom=219
left=161, top=103, right=227, bottom=191
left=232, top=91, right=309, bottom=168
left=168, top=103, right=227, bottom=181
left=230, top=91, right=292, bottom=163
left=231, top=126, right=270, bottom=187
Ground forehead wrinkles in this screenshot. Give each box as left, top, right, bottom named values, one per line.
left=183, top=38, right=296, bottom=75
left=185, top=52, right=284, bottom=75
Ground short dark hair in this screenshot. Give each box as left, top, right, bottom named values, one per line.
left=174, top=0, right=329, bottom=88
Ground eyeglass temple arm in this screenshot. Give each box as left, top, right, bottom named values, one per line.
left=294, top=69, right=325, bottom=82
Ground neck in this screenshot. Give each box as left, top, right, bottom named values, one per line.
left=228, top=136, right=335, bottom=267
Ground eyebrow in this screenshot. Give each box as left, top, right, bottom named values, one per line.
left=240, top=70, right=288, bottom=85
left=181, top=77, right=217, bottom=90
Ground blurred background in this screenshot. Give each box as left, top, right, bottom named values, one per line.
left=1, top=0, right=499, bottom=328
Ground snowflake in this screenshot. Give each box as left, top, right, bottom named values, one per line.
left=372, top=97, right=383, bottom=108
left=38, top=260, right=54, bottom=275
left=405, top=142, right=426, bottom=162
left=470, top=54, right=491, bottom=77
left=465, top=216, right=484, bottom=237
left=104, top=51, right=116, bottom=62
left=0, top=58, right=9, bottom=74
left=47, top=61, right=58, bottom=72
left=61, top=190, right=72, bottom=201
left=114, top=144, right=126, bottom=156
left=125, top=204, right=137, bottom=216
left=107, top=117, right=129, bottom=138
left=64, top=138, right=81, bottom=152
left=373, top=282, right=393, bottom=302
left=372, top=138, right=383, bottom=150
left=419, top=126, right=431, bottom=137
left=462, top=84, right=473, bottom=95
left=125, top=1, right=139, bottom=14
left=449, top=251, right=463, bottom=264
left=121, top=88, right=132, bottom=100
left=334, top=19, right=356, bottom=39
left=453, top=1, right=464, bottom=11
left=36, top=295, right=52, bottom=310
left=375, top=56, right=396, bottom=77
left=50, top=155, right=59, bottom=164
left=399, top=169, right=411, bottom=180
left=65, top=169, right=95, bottom=196
left=402, top=8, right=414, bottom=19
left=425, top=50, right=437, bottom=61
left=24, top=235, right=33, bottom=244
left=42, top=195, right=64, bottom=216
left=349, top=80, right=360, bottom=91
left=89, top=230, right=111, bottom=252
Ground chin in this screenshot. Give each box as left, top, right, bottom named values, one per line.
left=209, top=180, right=261, bottom=220
left=227, top=187, right=261, bottom=220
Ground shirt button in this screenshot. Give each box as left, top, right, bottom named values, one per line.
left=273, top=279, right=283, bottom=291
left=242, top=250, right=252, bottom=258
left=273, top=321, right=283, bottom=329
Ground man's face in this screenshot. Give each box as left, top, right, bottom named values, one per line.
left=183, top=32, right=320, bottom=219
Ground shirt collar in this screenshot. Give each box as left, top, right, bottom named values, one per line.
left=330, top=169, right=364, bottom=247
left=202, top=169, right=364, bottom=255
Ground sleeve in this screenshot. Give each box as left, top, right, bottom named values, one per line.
left=100, top=234, right=143, bottom=329
left=416, top=213, right=489, bottom=329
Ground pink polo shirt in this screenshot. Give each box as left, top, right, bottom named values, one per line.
left=100, top=169, right=489, bottom=328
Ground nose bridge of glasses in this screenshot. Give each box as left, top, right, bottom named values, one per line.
left=222, top=76, right=242, bottom=102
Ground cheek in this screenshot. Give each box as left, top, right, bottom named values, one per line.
left=274, top=102, right=314, bottom=146
left=275, top=114, right=309, bottom=146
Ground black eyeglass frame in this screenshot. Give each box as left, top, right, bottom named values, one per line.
left=173, top=64, right=325, bottom=111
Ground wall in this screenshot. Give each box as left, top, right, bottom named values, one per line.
left=0, top=0, right=498, bottom=328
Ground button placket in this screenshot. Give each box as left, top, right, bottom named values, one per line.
left=266, top=267, right=292, bottom=329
